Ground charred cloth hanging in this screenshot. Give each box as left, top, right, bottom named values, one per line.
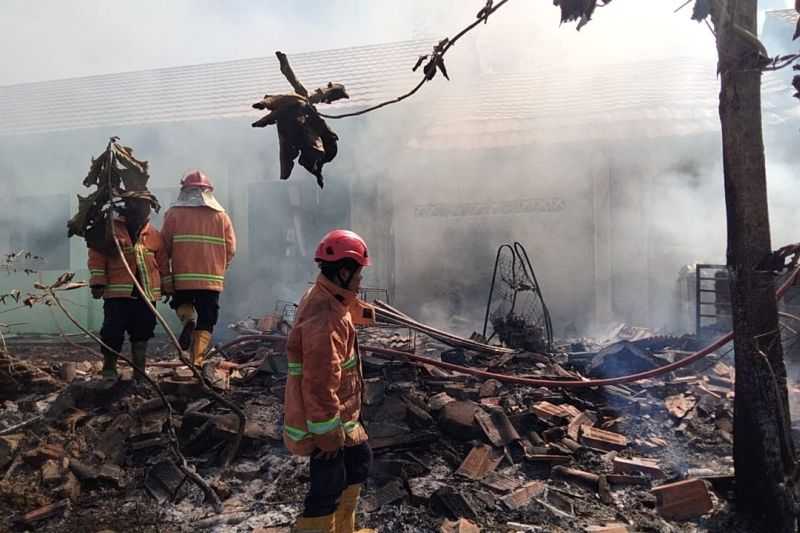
left=251, top=51, right=349, bottom=189
left=66, top=138, right=160, bottom=253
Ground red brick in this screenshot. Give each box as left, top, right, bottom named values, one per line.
left=612, top=457, right=665, bottom=479
left=579, top=426, right=627, bottom=451
left=651, top=478, right=713, bottom=521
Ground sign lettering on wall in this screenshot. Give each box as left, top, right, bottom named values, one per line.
left=413, top=197, right=566, bottom=218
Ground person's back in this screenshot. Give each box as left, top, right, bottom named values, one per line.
left=163, top=205, right=234, bottom=291
left=161, top=170, right=236, bottom=365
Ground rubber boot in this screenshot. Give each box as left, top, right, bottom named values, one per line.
left=334, top=484, right=375, bottom=533
left=176, top=304, right=196, bottom=351
left=101, top=350, right=118, bottom=379
left=292, top=514, right=335, bottom=533
left=191, top=330, right=212, bottom=367
left=131, top=341, right=148, bottom=382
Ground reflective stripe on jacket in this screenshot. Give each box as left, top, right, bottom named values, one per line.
left=283, top=274, right=369, bottom=456
left=161, top=206, right=236, bottom=292
left=87, top=219, right=170, bottom=300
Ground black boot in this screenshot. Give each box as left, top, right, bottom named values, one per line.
left=101, top=350, right=118, bottom=379
left=131, top=341, right=148, bottom=382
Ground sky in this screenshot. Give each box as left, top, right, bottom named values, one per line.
left=3, top=0, right=793, bottom=87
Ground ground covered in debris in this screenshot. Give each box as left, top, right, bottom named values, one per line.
left=0, top=323, right=791, bottom=532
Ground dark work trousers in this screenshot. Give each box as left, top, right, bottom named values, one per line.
left=171, top=290, right=220, bottom=332
left=303, top=442, right=373, bottom=517
left=100, top=298, right=157, bottom=356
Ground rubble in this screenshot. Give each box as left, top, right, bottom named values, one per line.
left=0, top=312, right=756, bottom=531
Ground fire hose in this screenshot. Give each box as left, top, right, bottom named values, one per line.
left=215, top=266, right=800, bottom=389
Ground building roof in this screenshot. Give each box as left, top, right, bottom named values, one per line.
left=409, top=57, right=798, bottom=149
left=764, top=8, right=800, bottom=25
left=1, top=39, right=797, bottom=147
left=0, top=40, right=431, bottom=136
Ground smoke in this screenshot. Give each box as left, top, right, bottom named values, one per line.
left=0, top=0, right=798, bottom=339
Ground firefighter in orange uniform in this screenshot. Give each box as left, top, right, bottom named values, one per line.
left=284, top=229, right=376, bottom=533
left=161, top=170, right=236, bottom=366
left=88, top=197, right=170, bottom=379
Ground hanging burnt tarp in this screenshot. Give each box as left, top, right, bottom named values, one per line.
left=67, top=138, right=160, bottom=253
left=251, top=52, right=349, bottom=189
left=553, top=0, right=613, bottom=30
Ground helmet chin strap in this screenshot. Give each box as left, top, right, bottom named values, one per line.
left=337, top=268, right=356, bottom=291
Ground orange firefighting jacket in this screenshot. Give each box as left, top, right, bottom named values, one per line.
left=88, top=219, right=171, bottom=300
left=160, top=206, right=236, bottom=292
left=283, top=274, right=370, bottom=456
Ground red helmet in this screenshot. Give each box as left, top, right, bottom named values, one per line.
left=181, top=170, right=214, bottom=191
left=315, top=229, right=371, bottom=267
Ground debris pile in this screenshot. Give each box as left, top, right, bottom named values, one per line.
left=0, top=313, right=756, bottom=531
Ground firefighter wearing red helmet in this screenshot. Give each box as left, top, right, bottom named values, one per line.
left=284, top=229, right=376, bottom=533
left=161, top=170, right=236, bottom=366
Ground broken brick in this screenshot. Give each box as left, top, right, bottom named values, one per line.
left=567, top=411, right=596, bottom=441
left=13, top=500, right=69, bottom=527
left=651, top=478, right=713, bottom=521
left=440, top=517, right=480, bottom=533
left=551, top=465, right=600, bottom=490
left=612, top=457, right=665, bottom=479
left=475, top=408, right=519, bottom=447
left=456, top=444, right=503, bottom=480
left=579, top=427, right=628, bottom=451
left=438, top=401, right=483, bottom=440
left=531, top=401, right=572, bottom=423
left=501, top=481, right=546, bottom=510
left=481, top=472, right=522, bottom=493
left=428, top=392, right=456, bottom=411
left=665, top=394, right=697, bottom=419
left=41, top=459, right=64, bottom=486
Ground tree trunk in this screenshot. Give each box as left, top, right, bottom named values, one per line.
left=717, top=1, right=797, bottom=530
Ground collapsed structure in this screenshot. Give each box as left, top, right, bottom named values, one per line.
left=7, top=266, right=798, bottom=531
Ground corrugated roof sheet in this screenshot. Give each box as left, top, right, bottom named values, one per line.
left=0, top=40, right=431, bottom=136
left=1, top=41, right=796, bottom=147
left=764, top=8, right=799, bottom=25
left=409, top=57, right=799, bottom=149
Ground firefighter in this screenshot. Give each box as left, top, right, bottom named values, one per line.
left=88, top=196, right=170, bottom=380
left=285, top=229, right=376, bottom=533
left=161, top=170, right=236, bottom=366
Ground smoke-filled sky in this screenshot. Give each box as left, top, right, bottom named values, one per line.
left=1, top=0, right=790, bottom=87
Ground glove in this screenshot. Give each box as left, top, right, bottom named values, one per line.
left=91, top=286, right=105, bottom=300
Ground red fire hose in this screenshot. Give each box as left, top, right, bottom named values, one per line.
left=216, top=267, right=800, bottom=389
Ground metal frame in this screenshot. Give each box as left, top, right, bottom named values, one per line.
left=695, top=263, right=731, bottom=335
left=482, top=241, right=554, bottom=352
